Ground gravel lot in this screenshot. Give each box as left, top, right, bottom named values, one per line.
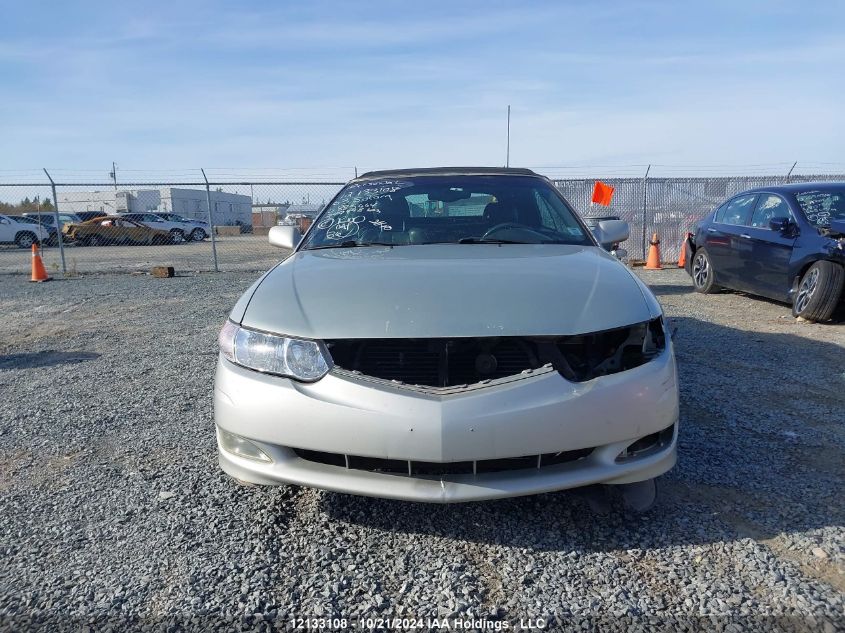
left=0, top=235, right=282, bottom=275
left=0, top=267, right=842, bottom=631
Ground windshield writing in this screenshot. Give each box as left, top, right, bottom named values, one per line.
left=302, top=176, right=589, bottom=249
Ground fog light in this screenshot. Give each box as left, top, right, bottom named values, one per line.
left=217, top=428, right=272, bottom=462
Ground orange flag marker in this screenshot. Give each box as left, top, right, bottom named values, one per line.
left=591, top=181, right=615, bottom=206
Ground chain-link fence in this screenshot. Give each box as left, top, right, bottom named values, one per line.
left=558, top=173, right=845, bottom=262
left=0, top=180, right=343, bottom=275
left=1, top=172, right=843, bottom=275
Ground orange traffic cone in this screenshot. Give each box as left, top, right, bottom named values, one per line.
left=677, top=232, right=692, bottom=268
left=30, top=243, right=51, bottom=282
left=644, top=232, right=662, bottom=270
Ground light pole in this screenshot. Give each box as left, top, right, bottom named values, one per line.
left=506, top=105, right=511, bottom=168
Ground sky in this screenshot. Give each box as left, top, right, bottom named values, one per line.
left=2, top=0, right=844, bottom=180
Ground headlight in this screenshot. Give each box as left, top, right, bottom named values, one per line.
left=218, top=320, right=330, bottom=382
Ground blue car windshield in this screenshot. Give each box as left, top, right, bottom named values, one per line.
left=795, top=190, right=845, bottom=227
left=301, top=175, right=590, bottom=248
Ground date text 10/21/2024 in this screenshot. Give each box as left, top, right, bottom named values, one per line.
left=288, top=617, right=549, bottom=630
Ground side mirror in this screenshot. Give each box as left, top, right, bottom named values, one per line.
left=769, top=217, right=792, bottom=233
left=268, top=225, right=301, bottom=249
left=594, top=219, right=630, bottom=249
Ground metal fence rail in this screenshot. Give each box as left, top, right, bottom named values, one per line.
left=1, top=172, right=843, bottom=275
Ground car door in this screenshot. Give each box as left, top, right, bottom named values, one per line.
left=140, top=213, right=170, bottom=232
left=0, top=215, right=16, bottom=242
left=735, top=193, right=797, bottom=300
left=92, top=218, right=120, bottom=244
left=118, top=219, right=149, bottom=243
left=703, top=194, right=757, bottom=287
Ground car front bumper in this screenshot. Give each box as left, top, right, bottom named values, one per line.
left=213, top=344, right=679, bottom=503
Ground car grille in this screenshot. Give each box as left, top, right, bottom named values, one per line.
left=292, top=447, right=594, bottom=476
left=326, top=318, right=665, bottom=388
left=327, top=338, right=540, bottom=387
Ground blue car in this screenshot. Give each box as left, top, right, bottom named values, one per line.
left=683, top=182, right=845, bottom=322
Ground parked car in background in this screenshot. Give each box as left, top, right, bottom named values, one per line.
left=278, top=213, right=315, bottom=234
left=153, top=212, right=209, bottom=241
left=0, top=213, right=51, bottom=248
left=63, top=216, right=173, bottom=246
left=7, top=215, right=58, bottom=246
left=684, top=182, right=845, bottom=322
left=75, top=211, right=108, bottom=223
left=119, top=212, right=195, bottom=243
left=23, top=211, right=83, bottom=230
left=216, top=167, right=677, bottom=509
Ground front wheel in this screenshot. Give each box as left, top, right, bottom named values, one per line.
left=189, top=228, right=207, bottom=242
left=15, top=232, right=37, bottom=248
left=792, top=261, right=844, bottom=322
left=691, top=248, right=719, bottom=294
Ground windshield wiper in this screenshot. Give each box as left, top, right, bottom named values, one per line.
left=457, top=237, right=531, bottom=244
left=305, top=240, right=395, bottom=250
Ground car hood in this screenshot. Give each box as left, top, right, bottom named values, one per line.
left=238, top=244, right=660, bottom=338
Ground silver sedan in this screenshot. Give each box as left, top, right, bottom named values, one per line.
left=215, top=168, right=678, bottom=506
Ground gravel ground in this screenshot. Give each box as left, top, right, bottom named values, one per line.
left=0, top=235, right=285, bottom=275
left=0, top=267, right=842, bottom=632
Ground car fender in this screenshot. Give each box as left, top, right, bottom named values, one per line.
left=786, top=234, right=845, bottom=301
left=229, top=266, right=281, bottom=323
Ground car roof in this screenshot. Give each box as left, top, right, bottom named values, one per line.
left=744, top=181, right=845, bottom=195
left=81, top=215, right=126, bottom=223
left=354, top=166, right=540, bottom=181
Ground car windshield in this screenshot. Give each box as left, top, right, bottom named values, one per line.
left=300, top=175, right=591, bottom=249
left=794, top=190, right=845, bottom=227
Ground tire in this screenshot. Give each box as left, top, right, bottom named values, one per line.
left=190, top=228, right=207, bottom=242
left=14, top=232, right=38, bottom=249
left=617, top=478, right=659, bottom=514
left=170, top=229, right=185, bottom=244
left=89, top=234, right=105, bottom=247
left=792, top=261, right=844, bottom=322
left=691, top=248, right=718, bottom=294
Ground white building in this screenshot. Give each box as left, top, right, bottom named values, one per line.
left=57, top=187, right=253, bottom=226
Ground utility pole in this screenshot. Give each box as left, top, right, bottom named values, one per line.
left=506, top=105, right=511, bottom=168
left=110, top=162, right=118, bottom=190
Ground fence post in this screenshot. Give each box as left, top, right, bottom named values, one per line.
left=42, top=168, right=67, bottom=275
left=785, top=161, right=797, bottom=183
left=640, top=164, right=651, bottom=261
left=201, top=168, right=220, bottom=272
